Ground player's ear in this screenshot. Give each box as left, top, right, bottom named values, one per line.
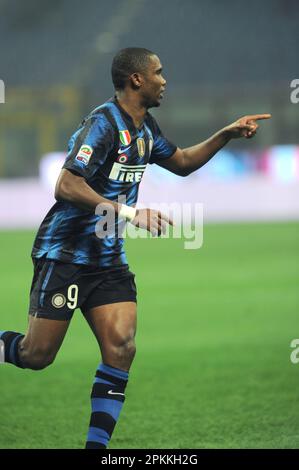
left=130, top=72, right=143, bottom=90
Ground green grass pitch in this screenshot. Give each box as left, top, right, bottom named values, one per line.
left=0, top=222, right=298, bottom=449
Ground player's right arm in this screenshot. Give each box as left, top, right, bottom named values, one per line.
left=55, top=169, right=171, bottom=236
left=55, top=168, right=117, bottom=211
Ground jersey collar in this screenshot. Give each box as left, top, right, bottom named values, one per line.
left=111, top=96, right=147, bottom=132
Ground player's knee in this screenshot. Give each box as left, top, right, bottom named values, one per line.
left=125, top=339, right=136, bottom=361
left=115, top=338, right=136, bottom=363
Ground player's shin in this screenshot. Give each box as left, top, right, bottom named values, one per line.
left=0, top=331, right=25, bottom=368
left=85, top=363, right=129, bottom=449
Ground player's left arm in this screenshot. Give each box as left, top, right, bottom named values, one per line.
left=158, top=114, right=271, bottom=176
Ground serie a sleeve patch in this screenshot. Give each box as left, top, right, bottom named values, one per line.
left=75, top=145, right=94, bottom=165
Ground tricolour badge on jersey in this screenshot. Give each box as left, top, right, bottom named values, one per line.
left=119, top=130, right=131, bottom=146
left=137, top=138, right=145, bottom=158
left=75, top=145, right=93, bottom=166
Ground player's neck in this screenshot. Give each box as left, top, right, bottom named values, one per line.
left=115, top=91, right=146, bottom=129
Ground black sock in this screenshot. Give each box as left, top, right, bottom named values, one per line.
left=85, top=363, right=129, bottom=449
left=0, top=331, right=25, bottom=368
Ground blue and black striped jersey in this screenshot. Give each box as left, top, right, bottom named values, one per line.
left=31, top=97, right=177, bottom=267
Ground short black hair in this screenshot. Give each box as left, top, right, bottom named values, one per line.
left=111, top=47, right=155, bottom=90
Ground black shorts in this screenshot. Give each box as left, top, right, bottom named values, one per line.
left=29, top=257, right=137, bottom=321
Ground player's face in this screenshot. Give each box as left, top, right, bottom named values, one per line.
left=140, top=55, right=167, bottom=108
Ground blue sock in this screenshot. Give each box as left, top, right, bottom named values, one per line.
left=0, top=331, right=25, bottom=368
left=85, top=363, right=129, bottom=449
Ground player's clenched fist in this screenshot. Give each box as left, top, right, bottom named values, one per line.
left=132, top=208, right=173, bottom=236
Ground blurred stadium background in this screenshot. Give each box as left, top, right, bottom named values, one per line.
left=0, top=0, right=298, bottom=449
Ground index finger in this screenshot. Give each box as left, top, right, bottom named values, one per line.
left=159, top=211, right=174, bottom=226
left=247, top=114, right=272, bottom=121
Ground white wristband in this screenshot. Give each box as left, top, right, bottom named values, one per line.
left=119, top=204, right=137, bottom=222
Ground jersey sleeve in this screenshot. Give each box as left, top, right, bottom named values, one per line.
left=62, top=112, right=114, bottom=179
left=148, top=116, right=177, bottom=165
